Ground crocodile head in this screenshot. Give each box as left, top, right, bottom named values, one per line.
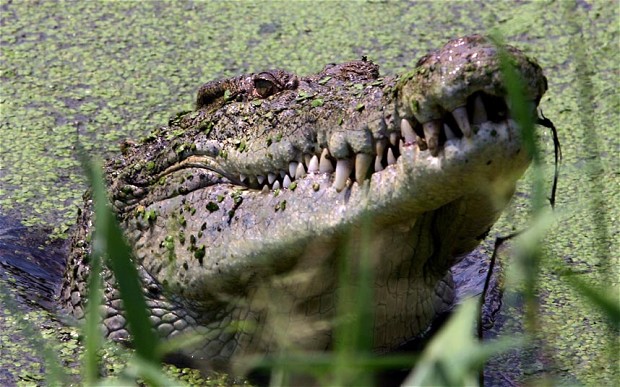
left=63, top=35, right=547, bottom=369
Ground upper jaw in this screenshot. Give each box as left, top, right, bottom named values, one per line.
left=207, top=35, right=547, bottom=193
left=116, top=35, right=546, bottom=212
left=396, top=34, right=547, bottom=156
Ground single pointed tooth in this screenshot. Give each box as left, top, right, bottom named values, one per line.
left=333, top=159, right=352, bottom=192
left=387, top=148, right=396, bottom=165
left=422, top=120, right=441, bottom=156
left=239, top=173, right=247, bottom=183
left=261, top=185, right=270, bottom=193
left=452, top=106, right=472, bottom=137
left=304, top=153, right=313, bottom=167
left=257, top=175, right=265, bottom=184
left=295, top=162, right=306, bottom=179
left=413, top=144, right=420, bottom=160
left=416, top=135, right=428, bottom=150
left=400, top=119, right=417, bottom=143
left=288, top=161, right=298, bottom=178
left=444, top=124, right=457, bottom=140
left=308, top=155, right=319, bottom=172
left=375, top=138, right=387, bottom=158
left=375, top=155, right=384, bottom=172
left=282, top=175, right=292, bottom=188
left=472, top=95, right=487, bottom=124
left=268, top=172, right=277, bottom=184
left=319, top=148, right=334, bottom=173
left=389, top=132, right=400, bottom=146
left=355, top=153, right=373, bottom=183
left=272, top=180, right=281, bottom=190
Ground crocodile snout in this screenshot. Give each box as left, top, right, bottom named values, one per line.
left=398, top=34, right=547, bottom=156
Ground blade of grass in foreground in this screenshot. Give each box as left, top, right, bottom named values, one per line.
left=404, top=299, right=519, bottom=386
left=562, top=271, right=620, bottom=329
left=489, top=30, right=548, bottom=336
left=79, top=153, right=160, bottom=364
left=82, top=197, right=104, bottom=385
left=330, top=214, right=375, bottom=386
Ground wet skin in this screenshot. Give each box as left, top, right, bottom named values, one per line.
left=61, top=35, right=547, bottom=369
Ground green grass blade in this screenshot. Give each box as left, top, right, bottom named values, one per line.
left=404, top=299, right=520, bottom=386
left=121, top=356, right=182, bottom=387
left=564, top=273, right=620, bottom=329
left=331, top=214, right=375, bottom=386
left=489, top=31, right=548, bottom=337
left=82, top=209, right=104, bottom=385
left=80, top=153, right=160, bottom=365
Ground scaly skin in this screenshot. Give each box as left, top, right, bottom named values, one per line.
left=61, top=35, right=547, bottom=370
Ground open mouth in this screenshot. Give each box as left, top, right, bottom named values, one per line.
left=413, top=91, right=512, bottom=151
left=118, top=35, right=548, bottom=207
left=206, top=90, right=527, bottom=193
left=152, top=89, right=527, bottom=196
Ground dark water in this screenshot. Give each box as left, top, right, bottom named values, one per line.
left=0, top=214, right=66, bottom=312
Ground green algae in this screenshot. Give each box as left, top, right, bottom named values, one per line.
left=0, top=0, right=618, bottom=385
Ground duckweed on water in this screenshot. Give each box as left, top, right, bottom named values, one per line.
left=0, top=0, right=617, bottom=385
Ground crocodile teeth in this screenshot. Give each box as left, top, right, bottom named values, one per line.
left=375, top=155, right=384, bottom=172
left=257, top=175, right=265, bottom=185
left=400, top=119, right=417, bottom=143
left=355, top=153, right=373, bottom=183
left=389, top=132, right=400, bottom=147
left=416, top=135, right=427, bottom=150
left=268, top=172, right=277, bottom=184
left=282, top=175, right=292, bottom=188
left=307, top=155, right=319, bottom=173
left=288, top=161, right=298, bottom=178
left=272, top=180, right=281, bottom=190
left=295, top=162, right=306, bottom=179
left=387, top=148, right=396, bottom=165
left=304, top=153, right=313, bottom=167
left=444, top=124, right=457, bottom=140
left=452, top=106, right=472, bottom=137
left=472, top=94, right=487, bottom=124
left=333, top=159, right=352, bottom=192
left=319, top=148, right=334, bottom=173
left=375, top=138, right=387, bottom=157
left=239, top=173, right=247, bottom=183
left=422, top=120, right=441, bottom=156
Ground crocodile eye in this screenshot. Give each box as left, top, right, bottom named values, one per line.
left=253, top=73, right=279, bottom=98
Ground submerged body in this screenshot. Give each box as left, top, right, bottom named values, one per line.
left=61, top=35, right=547, bottom=369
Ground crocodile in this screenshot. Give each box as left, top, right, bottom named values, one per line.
left=60, top=35, right=547, bottom=370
